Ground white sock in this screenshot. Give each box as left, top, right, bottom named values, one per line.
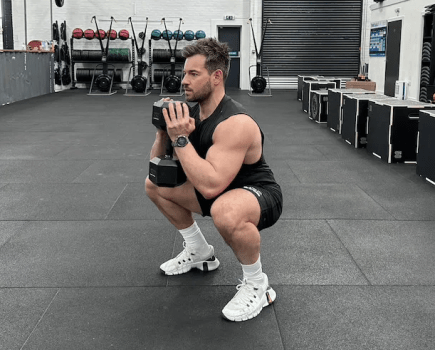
left=179, top=221, right=210, bottom=254
left=241, top=255, right=265, bottom=284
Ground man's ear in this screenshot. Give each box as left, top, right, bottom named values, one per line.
left=213, top=69, right=223, bottom=85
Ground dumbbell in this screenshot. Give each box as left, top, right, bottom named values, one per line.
left=149, top=100, right=188, bottom=187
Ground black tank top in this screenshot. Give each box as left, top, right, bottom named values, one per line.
left=189, top=95, right=277, bottom=190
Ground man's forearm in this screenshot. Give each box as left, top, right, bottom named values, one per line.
left=150, top=131, right=169, bottom=159
left=175, top=145, right=228, bottom=199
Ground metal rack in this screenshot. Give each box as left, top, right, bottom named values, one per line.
left=70, top=37, right=135, bottom=89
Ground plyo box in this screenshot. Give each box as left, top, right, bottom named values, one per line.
left=341, top=93, right=396, bottom=148
left=309, top=89, right=328, bottom=123
left=367, top=99, right=435, bottom=163
left=297, top=75, right=319, bottom=101
left=327, top=88, right=375, bottom=134
left=417, top=110, right=435, bottom=185
left=302, top=81, right=337, bottom=115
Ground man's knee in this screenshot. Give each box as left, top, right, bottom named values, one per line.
left=211, top=200, right=240, bottom=235
left=145, top=177, right=159, bottom=201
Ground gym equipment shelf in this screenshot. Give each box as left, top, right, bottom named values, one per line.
left=70, top=37, right=135, bottom=89
left=148, top=39, right=185, bottom=94
left=420, top=10, right=435, bottom=103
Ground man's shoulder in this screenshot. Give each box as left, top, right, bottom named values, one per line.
left=216, top=114, right=258, bottom=136
left=222, top=95, right=249, bottom=116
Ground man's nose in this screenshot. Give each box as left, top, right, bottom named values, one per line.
left=182, top=74, right=189, bottom=86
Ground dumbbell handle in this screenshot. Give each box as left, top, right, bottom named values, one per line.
left=165, top=137, right=174, bottom=156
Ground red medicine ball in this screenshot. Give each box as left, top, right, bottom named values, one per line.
left=72, top=28, right=84, bottom=39
left=84, top=29, right=95, bottom=40
left=107, top=29, right=117, bottom=40
left=118, top=29, right=129, bottom=40
left=95, top=29, right=106, bottom=40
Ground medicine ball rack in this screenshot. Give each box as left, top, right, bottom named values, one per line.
left=248, top=18, right=272, bottom=97
left=124, top=17, right=151, bottom=96
left=148, top=40, right=184, bottom=91
left=69, top=36, right=135, bottom=91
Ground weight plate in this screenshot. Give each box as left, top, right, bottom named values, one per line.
left=251, top=76, right=267, bottom=93
left=96, top=74, right=112, bottom=92
left=164, top=75, right=181, bottom=93
left=131, top=76, right=147, bottom=93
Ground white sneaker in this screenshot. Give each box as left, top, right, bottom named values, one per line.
left=160, top=242, right=220, bottom=275
left=222, top=273, right=276, bottom=322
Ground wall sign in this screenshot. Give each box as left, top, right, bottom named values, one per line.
left=370, top=21, right=387, bottom=57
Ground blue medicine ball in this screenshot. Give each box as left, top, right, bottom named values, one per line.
left=151, top=29, right=161, bottom=40
left=184, top=30, right=195, bottom=41
left=162, top=30, right=173, bottom=40
left=195, top=30, right=206, bottom=39
left=173, top=30, right=183, bottom=41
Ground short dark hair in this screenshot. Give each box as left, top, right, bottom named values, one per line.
left=182, top=37, right=230, bottom=81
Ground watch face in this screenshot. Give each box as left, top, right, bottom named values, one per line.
left=177, top=136, right=188, bottom=146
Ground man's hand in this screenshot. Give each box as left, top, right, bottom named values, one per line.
left=162, top=102, right=196, bottom=141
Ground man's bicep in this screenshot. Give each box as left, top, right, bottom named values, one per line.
left=206, top=141, right=245, bottom=172
left=205, top=134, right=250, bottom=189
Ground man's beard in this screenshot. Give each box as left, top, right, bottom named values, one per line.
left=184, top=80, right=212, bottom=103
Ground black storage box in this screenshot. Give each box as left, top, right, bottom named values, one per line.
left=327, top=88, right=375, bottom=134
left=297, top=75, right=318, bottom=101
left=341, top=93, right=395, bottom=148
left=302, top=81, right=337, bottom=114
left=416, top=110, right=435, bottom=185
left=309, top=89, right=329, bottom=123
left=367, top=99, right=435, bottom=163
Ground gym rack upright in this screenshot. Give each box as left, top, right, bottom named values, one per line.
left=248, top=18, right=272, bottom=97
left=88, top=16, right=118, bottom=96
left=125, top=17, right=151, bottom=96
left=159, top=17, right=184, bottom=97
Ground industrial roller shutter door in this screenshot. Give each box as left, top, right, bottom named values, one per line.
left=262, top=0, right=362, bottom=88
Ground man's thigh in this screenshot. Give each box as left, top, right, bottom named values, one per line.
left=210, top=188, right=261, bottom=227
left=147, top=177, right=203, bottom=215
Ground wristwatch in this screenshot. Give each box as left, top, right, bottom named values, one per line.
left=172, top=135, right=190, bottom=147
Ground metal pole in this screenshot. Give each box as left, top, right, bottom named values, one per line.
left=50, top=0, right=53, bottom=41
left=24, top=0, right=27, bottom=48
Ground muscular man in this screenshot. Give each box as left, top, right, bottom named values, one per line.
left=145, top=38, right=283, bottom=322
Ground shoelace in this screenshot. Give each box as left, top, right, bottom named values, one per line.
left=174, top=241, right=196, bottom=265
left=232, top=279, right=259, bottom=307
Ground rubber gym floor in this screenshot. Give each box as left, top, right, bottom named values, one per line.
left=1, top=88, right=434, bottom=350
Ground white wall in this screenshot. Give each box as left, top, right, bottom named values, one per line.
left=0, top=4, right=3, bottom=50
left=365, top=0, right=432, bottom=100
left=360, top=0, right=376, bottom=73
left=10, top=0, right=262, bottom=90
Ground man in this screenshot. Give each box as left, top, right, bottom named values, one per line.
left=145, top=37, right=283, bottom=322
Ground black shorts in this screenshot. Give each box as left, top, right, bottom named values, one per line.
left=195, top=182, right=283, bottom=231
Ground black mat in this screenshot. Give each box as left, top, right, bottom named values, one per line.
left=1, top=89, right=434, bottom=349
